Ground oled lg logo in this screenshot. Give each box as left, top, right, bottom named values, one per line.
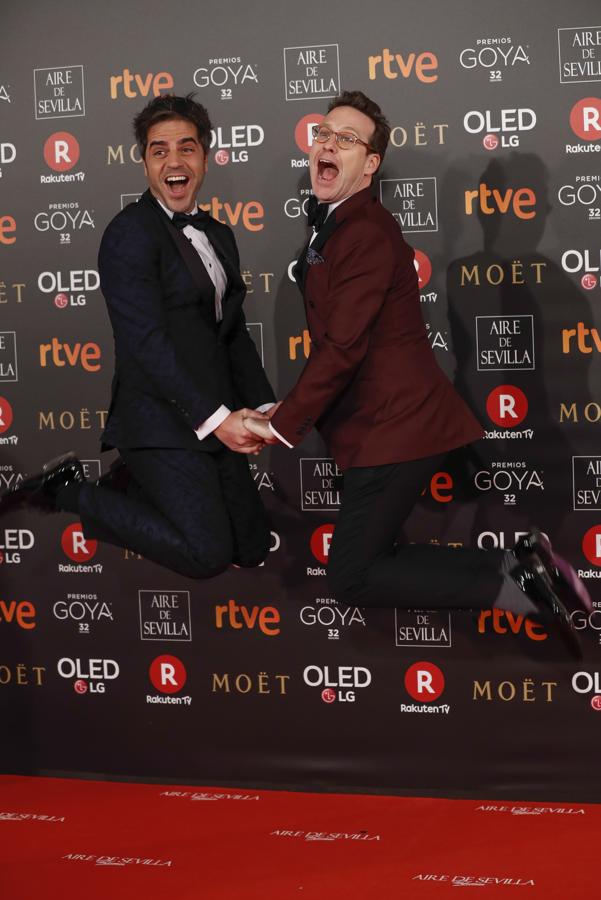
left=38, top=269, right=99, bottom=309
left=57, top=657, right=119, bottom=695
left=463, top=108, right=537, bottom=150
left=303, top=665, right=371, bottom=703
left=402, top=661, right=449, bottom=714
left=561, top=248, right=601, bottom=290
left=211, top=125, right=264, bottom=165
left=0, top=141, right=16, bottom=179
left=0, top=528, right=34, bottom=565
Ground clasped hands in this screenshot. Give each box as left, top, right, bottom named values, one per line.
left=214, top=403, right=281, bottom=455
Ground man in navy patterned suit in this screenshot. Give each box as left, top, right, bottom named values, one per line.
left=1, top=95, right=276, bottom=578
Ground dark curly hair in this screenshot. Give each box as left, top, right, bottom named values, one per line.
left=133, top=93, right=212, bottom=157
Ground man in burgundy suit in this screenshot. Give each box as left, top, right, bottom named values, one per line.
left=247, top=90, right=589, bottom=646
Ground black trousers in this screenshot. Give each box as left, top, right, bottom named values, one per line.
left=327, top=454, right=504, bottom=609
left=78, top=447, right=270, bottom=579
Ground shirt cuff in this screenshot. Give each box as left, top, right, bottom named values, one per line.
left=195, top=405, right=230, bottom=441
left=268, top=421, right=293, bottom=448
left=256, top=402, right=275, bottom=414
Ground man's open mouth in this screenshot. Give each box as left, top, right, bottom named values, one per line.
left=317, top=158, right=339, bottom=183
left=164, top=174, right=190, bottom=196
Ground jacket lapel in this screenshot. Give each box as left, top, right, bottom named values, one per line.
left=294, top=186, right=376, bottom=293
left=143, top=190, right=217, bottom=304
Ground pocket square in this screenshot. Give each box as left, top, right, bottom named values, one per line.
left=306, top=247, right=325, bottom=266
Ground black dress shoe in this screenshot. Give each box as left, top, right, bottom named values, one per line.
left=0, top=452, right=85, bottom=514
left=511, top=553, right=582, bottom=659
left=514, top=527, right=592, bottom=612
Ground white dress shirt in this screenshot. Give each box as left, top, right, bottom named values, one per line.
left=155, top=196, right=273, bottom=439
left=268, top=198, right=347, bottom=448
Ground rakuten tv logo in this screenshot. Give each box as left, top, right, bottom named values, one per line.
left=570, top=98, right=601, bottom=141
left=149, top=655, right=187, bottom=693
left=414, top=249, right=432, bottom=289
left=61, top=524, right=97, bottom=562
left=310, top=524, right=335, bottom=564
left=582, top=525, right=601, bottom=566
left=43, top=132, right=80, bottom=171
left=486, top=385, right=528, bottom=427
left=404, top=661, right=445, bottom=702
left=0, top=396, right=13, bottom=433
left=294, top=113, right=324, bottom=154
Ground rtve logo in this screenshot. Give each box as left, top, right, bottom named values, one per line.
left=0, top=599, right=36, bottom=629
left=39, top=337, right=101, bottom=371
left=0, top=214, right=16, bottom=244
left=43, top=132, right=79, bottom=172
left=562, top=322, right=601, bottom=354
left=368, top=48, right=438, bottom=82
left=109, top=69, right=174, bottom=100
left=478, top=609, right=547, bottom=641
left=464, top=183, right=536, bottom=218
left=486, top=385, right=528, bottom=427
left=61, top=523, right=97, bottom=562
left=215, top=599, right=280, bottom=635
left=404, top=661, right=445, bottom=702
left=149, top=654, right=187, bottom=694
left=198, top=197, right=264, bottom=231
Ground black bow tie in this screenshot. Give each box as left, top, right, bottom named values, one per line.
left=172, top=209, right=211, bottom=232
left=307, top=195, right=329, bottom=231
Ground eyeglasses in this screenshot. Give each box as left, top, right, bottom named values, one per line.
left=311, top=124, right=375, bottom=152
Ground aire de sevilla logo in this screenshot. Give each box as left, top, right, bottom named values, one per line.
left=61, top=523, right=97, bottom=562
left=486, top=385, right=528, bottom=427
left=43, top=132, right=80, bottom=172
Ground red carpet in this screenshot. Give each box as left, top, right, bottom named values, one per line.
left=0, top=776, right=597, bottom=899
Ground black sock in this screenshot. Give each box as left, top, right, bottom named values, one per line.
left=55, top=482, right=82, bottom=513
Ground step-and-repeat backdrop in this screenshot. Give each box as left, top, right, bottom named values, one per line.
left=1, top=0, right=601, bottom=799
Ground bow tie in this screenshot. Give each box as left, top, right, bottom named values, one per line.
left=172, top=209, right=211, bottom=232
left=307, top=195, right=329, bottom=231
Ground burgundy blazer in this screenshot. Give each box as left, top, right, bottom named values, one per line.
left=271, top=187, right=483, bottom=469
